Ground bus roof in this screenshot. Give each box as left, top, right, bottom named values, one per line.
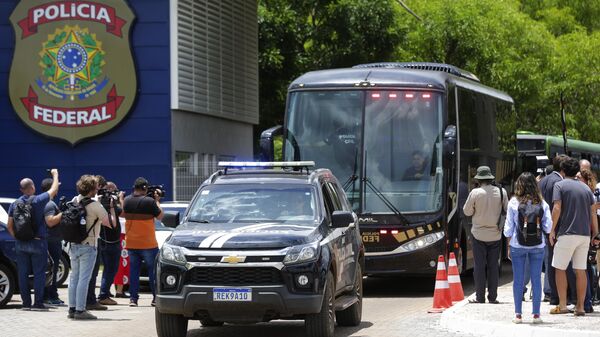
left=289, top=63, right=514, bottom=103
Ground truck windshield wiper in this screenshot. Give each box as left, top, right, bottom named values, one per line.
left=188, top=219, right=210, bottom=223
left=362, top=177, right=409, bottom=226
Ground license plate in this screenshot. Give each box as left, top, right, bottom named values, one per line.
left=213, top=288, right=252, bottom=302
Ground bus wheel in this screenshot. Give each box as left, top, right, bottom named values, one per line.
left=455, top=246, right=464, bottom=274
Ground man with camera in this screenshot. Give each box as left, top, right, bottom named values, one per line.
left=122, top=177, right=164, bottom=306
left=86, top=176, right=125, bottom=309
left=7, top=169, right=60, bottom=311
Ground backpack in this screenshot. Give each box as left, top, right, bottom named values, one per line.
left=516, top=201, right=544, bottom=246
left=60, top=197, right=97, bottom=244
left=12, top=198, right=36, bottom=240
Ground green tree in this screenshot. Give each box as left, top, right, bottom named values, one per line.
left=257, top=0, right=404, bottom=133
left=397, top=0, right=555, bottom=133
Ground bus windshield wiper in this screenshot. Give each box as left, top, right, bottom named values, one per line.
left=363, top=177, right=409, bottom=226
left=343, top=148, right=360, bottom=208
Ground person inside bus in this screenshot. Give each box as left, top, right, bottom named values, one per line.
left=402, top=150, right=429, bottom=180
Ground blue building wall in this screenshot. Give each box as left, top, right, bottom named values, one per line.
left=0, top=0, right=173, bottom=199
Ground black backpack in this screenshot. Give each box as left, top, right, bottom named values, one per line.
left=60, top=197, right=97, bottom=244
left=516, top=202, right=545, bottom=246
left=12, top=198, right=36, bottom=241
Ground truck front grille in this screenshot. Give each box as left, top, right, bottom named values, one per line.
left=186, top=267, right=284, bottom=286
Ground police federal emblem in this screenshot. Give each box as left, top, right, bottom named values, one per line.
left=9, top=1, right=137, bottom=144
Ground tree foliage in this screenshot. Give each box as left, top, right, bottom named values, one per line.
left=258, top=0, right=600, bottom=143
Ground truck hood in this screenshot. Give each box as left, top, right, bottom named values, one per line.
left=168, top=221, right=321, bottom=250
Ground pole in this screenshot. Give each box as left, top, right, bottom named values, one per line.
left=560, top=91, right=568, bottom=154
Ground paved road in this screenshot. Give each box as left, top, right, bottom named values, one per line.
left=0, top=263, right=514, bottom=337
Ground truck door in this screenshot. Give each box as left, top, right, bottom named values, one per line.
left=327, top=182, right=357, bottom=290
left=321, top=181, right=346, bottom=292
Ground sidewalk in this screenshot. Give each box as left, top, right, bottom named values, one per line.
left=440, top=282, right=600, bottom=337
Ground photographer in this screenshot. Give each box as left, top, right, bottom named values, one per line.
left=87, top=177, right=124, bottom=308
left=122, top=177, right=164, bottom=307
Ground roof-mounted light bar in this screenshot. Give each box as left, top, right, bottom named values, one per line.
left=218, top=161, right=315, bottom=168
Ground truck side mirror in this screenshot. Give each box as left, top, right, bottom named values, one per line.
left=331, top=211, right=355, bottom=228
left=443, top=124, right=457, bottom=168
left=259, top=125, right=283, bottom=161
left=162, top=211, right=180, bottom=228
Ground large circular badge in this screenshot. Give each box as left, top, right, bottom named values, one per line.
left=57, top=43, right=88, bottom=74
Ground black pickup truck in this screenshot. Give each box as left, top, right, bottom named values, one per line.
left=155, top=162, right=364, bottom=337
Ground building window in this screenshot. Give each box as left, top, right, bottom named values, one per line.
left=171, top=0, right=258, bottom=125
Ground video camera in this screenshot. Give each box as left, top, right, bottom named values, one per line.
left=147, top=184, right=165, bottom=198
left=98, top=188, right=120, bottom=209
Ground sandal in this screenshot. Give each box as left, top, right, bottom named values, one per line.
left=574, top=311, right=585, bottom=317
left=549, top=306, right=570, bottom=314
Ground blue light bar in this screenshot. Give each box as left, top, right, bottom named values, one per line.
left=217, top=161, right=315, bottom=168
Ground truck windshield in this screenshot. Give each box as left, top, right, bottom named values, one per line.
left=284, top=90, right=444, bottom=213
left=187, top=184, right=318, bottom=224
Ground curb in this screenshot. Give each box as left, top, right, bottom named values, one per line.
left=440, top=295, right=600, bottom=337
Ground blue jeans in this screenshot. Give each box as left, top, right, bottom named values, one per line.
left=511, top=246, right=545, bottom=315
left=15, top=239, right=48, bottom=308
left=129, top=248, right=159, bottom=301
left=585, top=262, right=595, bottom=311
left=87, top=240, right=122, bottom=303
left=69, top=244, right=97, bottom=311
left=44, top=240, right=62, bottom=300
left=99, top=241, right=121, bottom=300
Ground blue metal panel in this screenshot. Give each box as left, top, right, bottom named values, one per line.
left=0, top=0, right=174, bottom=200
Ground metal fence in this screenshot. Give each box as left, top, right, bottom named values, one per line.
left=172, top=152, right=235, bottom=201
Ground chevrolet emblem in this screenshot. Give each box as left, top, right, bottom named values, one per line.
left=221, top=255, right=246, bottom=264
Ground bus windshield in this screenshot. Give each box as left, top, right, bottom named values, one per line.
left=284, top=90, right=444, bottom=213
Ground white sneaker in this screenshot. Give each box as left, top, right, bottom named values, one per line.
left=532, top=316, right=543, bottom=324
left=512, top=315, right=522, bottom=324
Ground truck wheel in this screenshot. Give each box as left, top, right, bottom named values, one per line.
left=155, top=307, right=188, bottom=337
left=305, top=272, right=335, bottom=337
left=200, top=318, right=224, bottom=327
left=336, top=264, right=362, bottom=326
left=0, top=264, right=15, bottom=308
left=56, top=254, right=70, bottom=287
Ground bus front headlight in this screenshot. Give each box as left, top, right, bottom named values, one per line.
left=398, top=232, right=444, bottom=253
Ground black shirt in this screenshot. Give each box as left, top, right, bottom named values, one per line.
left=123, top=194, right=161, bottom=218
left=99, top=205, right=122, bottom=243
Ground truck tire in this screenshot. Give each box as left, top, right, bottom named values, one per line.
left=56, top=253, right=70, bottom=287
left=305, top=272, right=335, bottom=337
left=200, top=317, right=224, bottom=327
left=0, top=263, right=15, bottom=308
left=335, top=264, right=362, bottom=326
left=155, top=307, right=188, bottom=337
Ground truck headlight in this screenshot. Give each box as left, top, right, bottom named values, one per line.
left=283, top=242, right=319, bottom=265
left=160, top=243, right=186, bottom=264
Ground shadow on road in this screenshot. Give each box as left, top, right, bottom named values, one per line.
left=187, top=321, right=374, bottom=337
left=362, top=261, right=514, bottom=299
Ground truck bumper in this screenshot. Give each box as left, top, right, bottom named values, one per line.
left=156, top=284, right=322, bottom=323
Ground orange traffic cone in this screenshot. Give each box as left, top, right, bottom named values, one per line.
left=448, top=252, right=464, bottom=303
left=428, top=255, right=452, bottom=313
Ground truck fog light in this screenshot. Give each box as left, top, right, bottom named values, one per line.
left=297, top=274, right=309, bottom=286
left=166, top=275, right=177, bottom=286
